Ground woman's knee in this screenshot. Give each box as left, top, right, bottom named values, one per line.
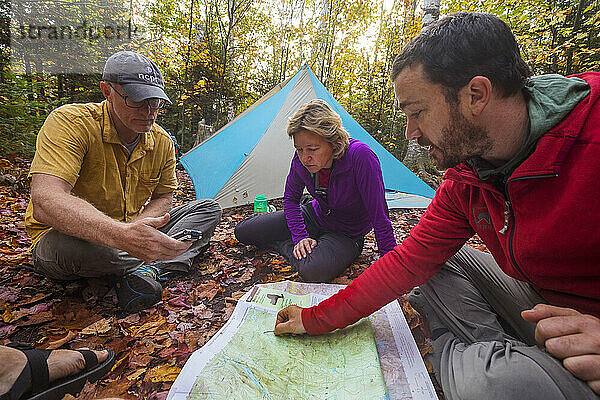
left=234, top=215, right=267, bottom=245
left=235, top=212, right=289, bottom=247
left=234, top=219, right=252, bottom=244
left=297, top=264, right=328, bottom=282
left=297, top=258, right=346, bottom=283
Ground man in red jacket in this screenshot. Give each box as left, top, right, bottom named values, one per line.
left=273, top=12, right=600, bottom=399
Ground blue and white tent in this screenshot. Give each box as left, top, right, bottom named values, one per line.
left=180, top=65, right=435, bottom=209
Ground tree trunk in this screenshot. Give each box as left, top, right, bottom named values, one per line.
left=421, top=0, right=440, bottom=26
left=402, top=0, right=440, bottom=172
left=297, top=0, right=306, bottom=63
left=180, top=0, right=195, bottom=146
left=565, top=0, right=587, bottom=75
left=58, top=74, right=64, bottom=99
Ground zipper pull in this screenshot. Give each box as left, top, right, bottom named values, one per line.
left=499, top=201, right=511, bottom=234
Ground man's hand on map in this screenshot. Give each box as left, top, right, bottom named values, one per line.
left=521, top=303, right=600, bottom=394
left=274, top=305, right=307, bottom=335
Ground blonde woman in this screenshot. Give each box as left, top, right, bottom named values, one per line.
left=235, top=99, right=396, bottom=282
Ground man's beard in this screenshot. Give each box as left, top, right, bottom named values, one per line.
left=432, top=105, right=493, bottom=170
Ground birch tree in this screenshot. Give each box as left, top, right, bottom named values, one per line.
left=402, top=0, right=440, bottom=172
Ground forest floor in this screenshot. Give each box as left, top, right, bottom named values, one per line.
left=0, top=155, right=488, bottom=399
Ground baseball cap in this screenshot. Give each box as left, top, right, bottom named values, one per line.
left=102, top=51, right=171, bottom=103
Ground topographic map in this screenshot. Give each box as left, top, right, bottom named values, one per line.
left=168, top=282, right=436, bottom=400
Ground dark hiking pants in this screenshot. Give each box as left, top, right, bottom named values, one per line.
left=234, top=204, right=364, bottom=282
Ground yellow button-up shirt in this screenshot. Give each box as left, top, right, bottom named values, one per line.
left=25, top=100, right=177, bottom=247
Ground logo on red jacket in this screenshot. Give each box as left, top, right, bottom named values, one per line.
left=473, top=207, right=492, bottom=230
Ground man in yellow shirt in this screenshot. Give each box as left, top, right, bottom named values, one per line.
left=25, top=51, right=222, bottom=313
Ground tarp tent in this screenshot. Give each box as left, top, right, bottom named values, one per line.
left=180, top=65, right=435, bottom=209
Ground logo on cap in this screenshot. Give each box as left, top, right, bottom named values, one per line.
left=144, top=65, right=153, bottom=74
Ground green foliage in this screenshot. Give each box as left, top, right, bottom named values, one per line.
left=0, top=72, right=44, bottom=157
left=2, top=0, right=597, bottom=160
left=405, top=157, right=440, bottom=175
left=1, top=0, right=52, bottom=158
left=0, top=71, right=105, bottom=157
left=443, top=0, right=600, bottom=74
left=0, top=65, right=104, bottom=157
left=143, top=0, right=258, bottom=152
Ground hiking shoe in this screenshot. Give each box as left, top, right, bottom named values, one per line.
left=116, top=265, right=163, bottom=313
left=408, top=287, right=448, bottom=339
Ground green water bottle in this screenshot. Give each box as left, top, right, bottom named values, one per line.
left=254, top=194, right=268, bottom=213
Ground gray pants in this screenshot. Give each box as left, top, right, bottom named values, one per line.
left=421, top=245, right=598, bottom=400
left=32, top=199, right=222, bottom=280
left=234, top=204, right=364, bottom=282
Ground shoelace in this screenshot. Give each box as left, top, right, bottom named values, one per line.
left=134, top=265, right=161, bottom=280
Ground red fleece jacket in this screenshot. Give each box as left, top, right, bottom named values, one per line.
left=303, top=72, right=600, bottom=335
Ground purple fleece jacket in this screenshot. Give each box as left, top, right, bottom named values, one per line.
left=283, top=138, right=397, bottom=255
